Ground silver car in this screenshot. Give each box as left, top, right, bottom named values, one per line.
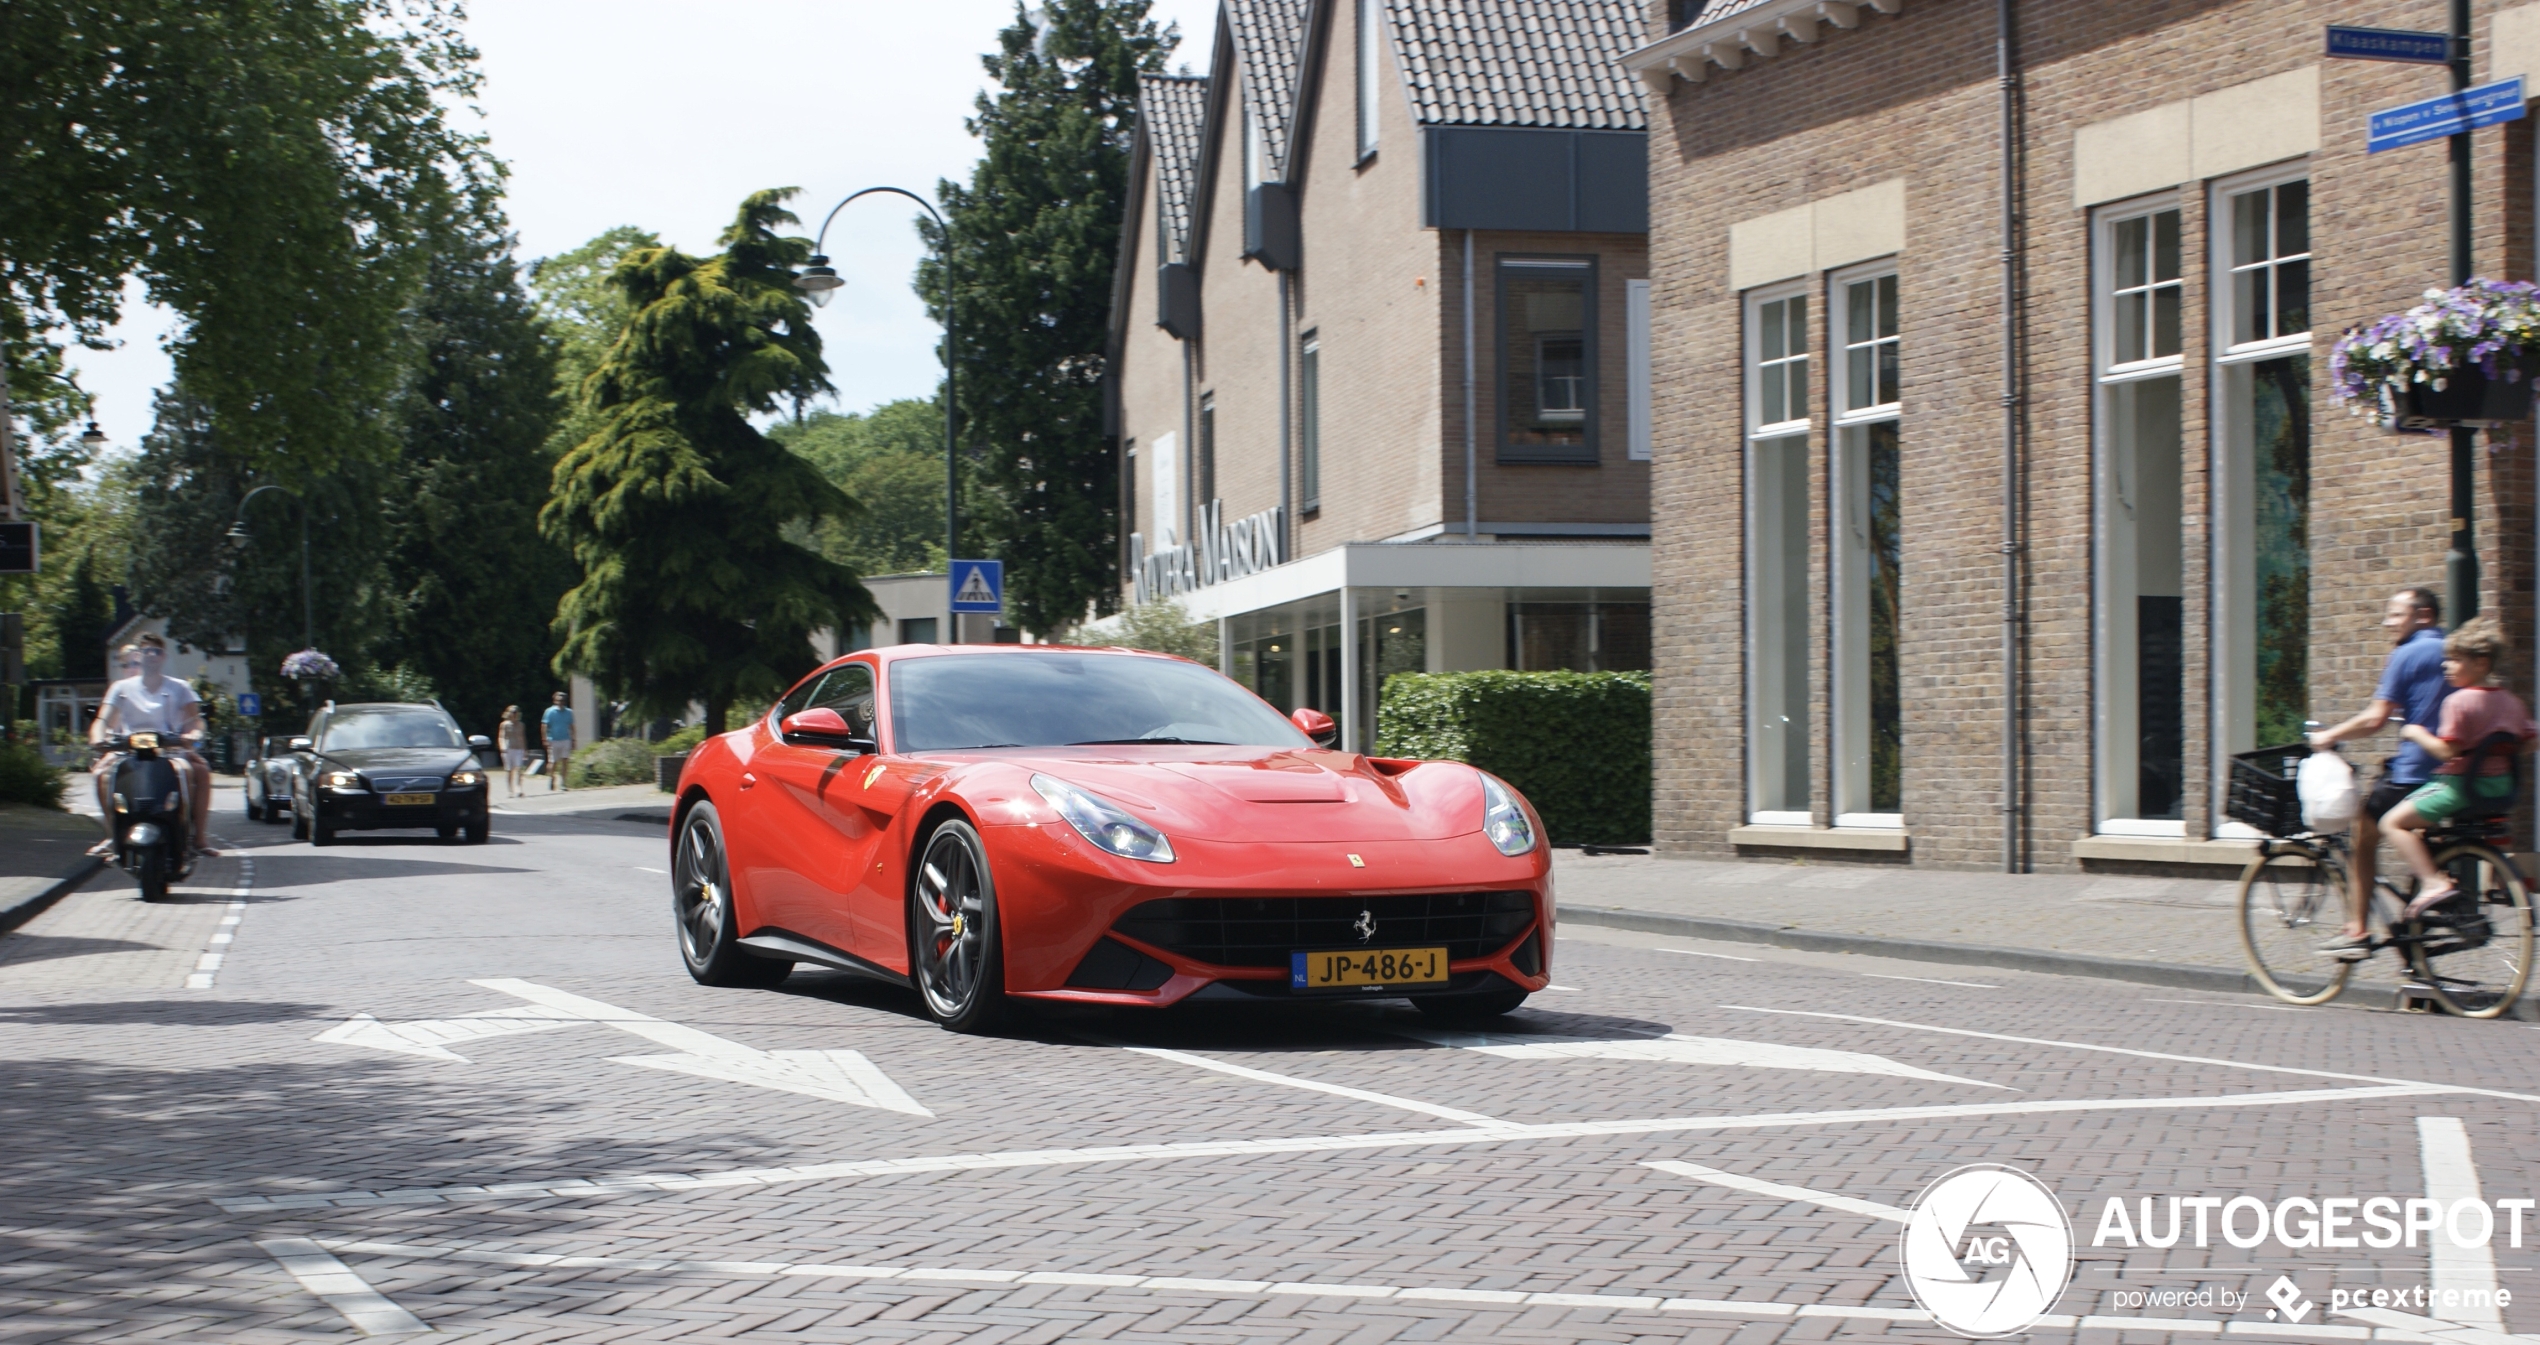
left=241, top=735, right=301, bottom=823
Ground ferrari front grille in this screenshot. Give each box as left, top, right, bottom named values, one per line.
left=1111, top=892, right=1536, bottom=969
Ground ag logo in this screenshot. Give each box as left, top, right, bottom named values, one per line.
left=1899, top=1164, right=2072, bottom=1338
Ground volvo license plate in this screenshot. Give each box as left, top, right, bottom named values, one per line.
left=1291, top=946, right=1449, bottom=990
left=383, top=792, right=435, bottom=807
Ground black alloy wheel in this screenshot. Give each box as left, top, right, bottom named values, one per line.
left=909, top=818, right=1006, bottom=1033
left=672, top=801, right=789, bottom=988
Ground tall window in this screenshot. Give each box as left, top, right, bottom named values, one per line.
left=1498, top=257, right=1596, bottom=462
left=1833, top=266, right=1900, bottom=825
left=1150, top=429, right=1179, bottom=544
left=2215, top=172, right=2313, bottom=799
left=1746, top=287, right=1810, bottom=823
left=1299, top=335, right=1321, bottom=511
left=1356, top=0, right=1383, bottom=160
left=1123, top=440, right=1138, bottom=569
left=2095, top=201, right=2186, bottom=834
left=1198, top=396, right=1217, bottom=507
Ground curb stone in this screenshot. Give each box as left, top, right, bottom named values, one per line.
left=0, top=856, right=106, bottom=935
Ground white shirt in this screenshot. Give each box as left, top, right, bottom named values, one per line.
left=101, top=675, right=201, bottom=735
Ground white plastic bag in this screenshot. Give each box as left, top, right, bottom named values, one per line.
left=2298, top=749, right=2359, bottom=829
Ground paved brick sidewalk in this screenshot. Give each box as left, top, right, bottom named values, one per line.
left=0, top=803, right=106, bottom=932
left=1552, top=849, right=2427, bottom=1003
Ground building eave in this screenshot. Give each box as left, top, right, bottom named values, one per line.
left=1620, top=0, right=1904, bottom=90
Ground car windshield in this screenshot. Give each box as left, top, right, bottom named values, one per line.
left=322, top=710, right=463, bottom=751
left=890, top=653, right=1309, bottom=752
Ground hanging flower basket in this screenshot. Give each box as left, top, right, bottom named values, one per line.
left=2332, top=278, right=2540, bottom=429
left=280, top=648, right=341, bottom=681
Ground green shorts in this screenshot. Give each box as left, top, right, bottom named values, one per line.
left=2401, top=774, right=2515, bottom=823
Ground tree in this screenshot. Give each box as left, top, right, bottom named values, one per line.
left=375, top=224, right=572, bottom=737
left=924, top=0, right=1172, bottom=637
left=543, top=190, right=877, bottom=735
left=1113, top=599, right=1217, bottom=664
left=771, top=400, right=967, bottom=577
left=530, top=226, right=660, bottom=459
left=4, top=0, right=496, bottom=481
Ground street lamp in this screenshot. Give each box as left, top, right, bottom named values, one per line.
left=795, top=186, right=963, bottom=641
left=229, top=484, right=315, bottom=651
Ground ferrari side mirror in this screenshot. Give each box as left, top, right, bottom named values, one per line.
left=781, top=707, right=873, bottom=753
left=1291, top=707, right=1339, bottom=748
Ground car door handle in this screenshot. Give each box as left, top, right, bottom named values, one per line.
left=739, top=772, right=757, bottom=791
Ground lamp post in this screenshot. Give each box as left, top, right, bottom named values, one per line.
left=227, top=485, right=314, bottom=650
left=794, top=187, right=963, bottom=642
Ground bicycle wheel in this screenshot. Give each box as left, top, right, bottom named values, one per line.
left=2408, top=842, right=2535, bottom=1019
left=2238, top=847, right=2354, bottom=1005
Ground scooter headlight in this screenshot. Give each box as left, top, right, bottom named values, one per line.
left=1480, top=772, right=1538, bottom=857
left=1031, top=774, right=1175, bottom=863
left=129, top=732, right=159, bottom=751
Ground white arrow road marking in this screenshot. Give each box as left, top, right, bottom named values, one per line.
left=257, top=1237, right=430, bottom=1335
left=312, top=1006, right=586, bottom=1063
left=1644, top=1160, right=1908, bottom=1223
left=472, top=978, right=931, bottom=1117
left=2420, top=1117, right=2506, bottom=1330
left=1393, top=1028, right=2008, bottom=1089
left=1098, top=1040, right=1506, bottom=1127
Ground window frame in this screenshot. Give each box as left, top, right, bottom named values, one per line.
left=1832, top=263, right=1900, bottom=425
left=1299, top=333, right=1322, bottom=512
left=1743, top=280, right=1813, bottom=826
left=1494, top=254, right=1601, bottom=464
left=2210, top=161, right=2313, bottom=365
left=1746, top=284, right=1811, bottom=439
left=1827, top=258, right=1901, bottom=829
left=2097, top=194, right=2187, bottom=379
left=1626, top=277, right=1653, bottom=461
left=1198, top=394, right=1217, bottom=508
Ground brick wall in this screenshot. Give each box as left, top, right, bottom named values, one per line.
left=1645, top=0, right=2539, bottom=870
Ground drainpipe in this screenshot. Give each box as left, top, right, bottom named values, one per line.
left=1280, top=270, right=1294, bottom=561
left=1998, top=0, right=2025, bottom=872
left=1464, top=229, right=1478, bottom=538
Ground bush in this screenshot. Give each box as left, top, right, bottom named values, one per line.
left=0, top=738, right=69, bottom=810
left=654, top=724, right=707, bottom=756
left=1110, top=598, right=1219, bottom=664
left=1375, top=670, right=1650, bottom=846
left=569, top=737, right=659, bottom=787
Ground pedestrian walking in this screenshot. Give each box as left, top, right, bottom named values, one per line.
left=498, top=705, right=527, bottom=797
left=541, top=691, right=575, bottom=792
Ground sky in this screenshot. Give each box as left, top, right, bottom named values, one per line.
left=65, top=0, right=1222, bottom=456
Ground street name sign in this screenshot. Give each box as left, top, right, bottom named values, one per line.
left=0, top=520, right=35, bottom=575
left=2325, top=25, right=2452, bottom=65
left=949, top=559, right=1004, bottom=613
left=2369, top=77, right=2527, bottom=153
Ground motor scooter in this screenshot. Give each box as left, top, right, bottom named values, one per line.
left=102, top=731, right=195, bottom=902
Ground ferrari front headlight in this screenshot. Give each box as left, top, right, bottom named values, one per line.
left=324, top=770, right=364, bottom=791
left=1480, top=773, right=1537, bottom=856
left=1031, top=774, right=1175, bottom=863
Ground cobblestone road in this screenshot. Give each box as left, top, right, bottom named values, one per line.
left=5, top=813, right=2537, bottom=1343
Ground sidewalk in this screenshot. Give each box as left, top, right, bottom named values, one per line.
left=0, top=804, right=106, bottom=933
left=490, top=780, right=670, bottom=824
left=1550, top=849, right=2421, bottom=1003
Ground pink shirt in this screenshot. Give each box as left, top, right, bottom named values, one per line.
left=2433, top=685, right=2537, bottom=776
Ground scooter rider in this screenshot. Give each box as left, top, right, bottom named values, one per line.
left=89, top=634, right=217, bottom=858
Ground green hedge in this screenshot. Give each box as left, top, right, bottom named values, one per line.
left=569, top=737, right=661, bottom=788
left=1374, top=670, right=1650, bottom=846
left=0, top=738, right=69, bottom=810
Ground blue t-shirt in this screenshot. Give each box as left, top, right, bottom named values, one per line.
left=541, top=704, right=575, bottom=745
left=2375, top=626, right=2452, bottom=784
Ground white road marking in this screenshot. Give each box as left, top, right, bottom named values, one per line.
left=1860, top=974, right=1996, bottom=988
left=1393, top=1027, right=2008, bottom=1089
left=257, top=1237, right=430, bottom=1335
left=1724, top=1005, right=2540, bottom=1103
left=1657, top=947, right=1760, bottom=962
left=2419, top=1117, right=2505, bottom=1330
left=476, top=978, right=930, bottom=1116
left=633, top=866, right=666, bottom=874
left=212, top=1082, right=2446, bottom=1212
left=1542, top=984, right=1582, bottom=991
left=1643, top=1159, right=1909, bottom=1222
left=185, top=858, right=253, bottom=990
left=1108, top=1042, right=1504, bottom=1127
left=314, top=1006, right=587, bottom=1062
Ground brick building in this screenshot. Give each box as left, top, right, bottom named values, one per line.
left=1628, top=0, right=2540, bottom=870
left=1105, top=0, right=1659, bottom=749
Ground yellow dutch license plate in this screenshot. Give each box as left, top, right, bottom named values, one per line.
left=383, top=792, right=436, bottom=807
left=1292, top=946, right=1450, bottom=990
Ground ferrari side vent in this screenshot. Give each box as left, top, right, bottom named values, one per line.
left=1509, top=930, right=1542, bottom=977
left=1066, top=937, right=1175, bottom=991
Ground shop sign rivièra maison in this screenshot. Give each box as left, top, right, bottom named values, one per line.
left=1130, top=500, right=1285, bottom=604
left=2332, top=278, right=2540, bottom=429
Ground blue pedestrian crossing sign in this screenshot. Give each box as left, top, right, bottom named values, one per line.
left=237, top=692, right=263, bottom=718
left=949, top=560, right=1004, bottom=613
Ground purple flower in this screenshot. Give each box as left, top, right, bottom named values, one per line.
left=2330, top=278, right=2540, bottom=412
left=281, top=649, right=341, bottom=680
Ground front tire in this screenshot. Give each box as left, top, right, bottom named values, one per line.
left=2409, top=842, right=2536, bottom=1019
left=245, top=791, right=263, bottom=822
left=311, top=816, right=336, bottom=846
left=673, top=801, right=790, bottom=988
left=462, top=818, right=489, bottom=845
left=2237, top=847, right=2353, bottom=1006
left=135, top=848, right=169, bottom=903
left=909, top=818, right=1006, bottom=1033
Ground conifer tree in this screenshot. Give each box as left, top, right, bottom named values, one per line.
left=924, top=0, right=1171, bottom=636
left=543, top=191, right=875, bottom=734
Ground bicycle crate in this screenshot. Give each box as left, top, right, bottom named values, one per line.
left=2227, top=742, right=2313, bottom=836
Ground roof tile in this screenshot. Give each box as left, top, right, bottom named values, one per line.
left=1381, top=1, right=1651, bottom=131
left=1138, top=74, right=1210, bottom=261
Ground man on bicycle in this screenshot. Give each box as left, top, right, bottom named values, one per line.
left=2307, top=587, right=2448, bottom=959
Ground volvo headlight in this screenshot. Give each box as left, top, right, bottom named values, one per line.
left=324, top=770, right=364, bottom=791
left=1480, top=773, right=1537, bottom=856
left=1031, top=774, right=1175, bottom=863
left=448, top=770, right=483, bottom=788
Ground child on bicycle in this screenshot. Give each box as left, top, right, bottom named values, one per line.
left=2380, top=617, right=2536, bottom=920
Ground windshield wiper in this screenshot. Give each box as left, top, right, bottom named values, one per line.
left=1065, top=737, right=1232, bottom=746
left=945, top=743, right=1026, bottom=750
